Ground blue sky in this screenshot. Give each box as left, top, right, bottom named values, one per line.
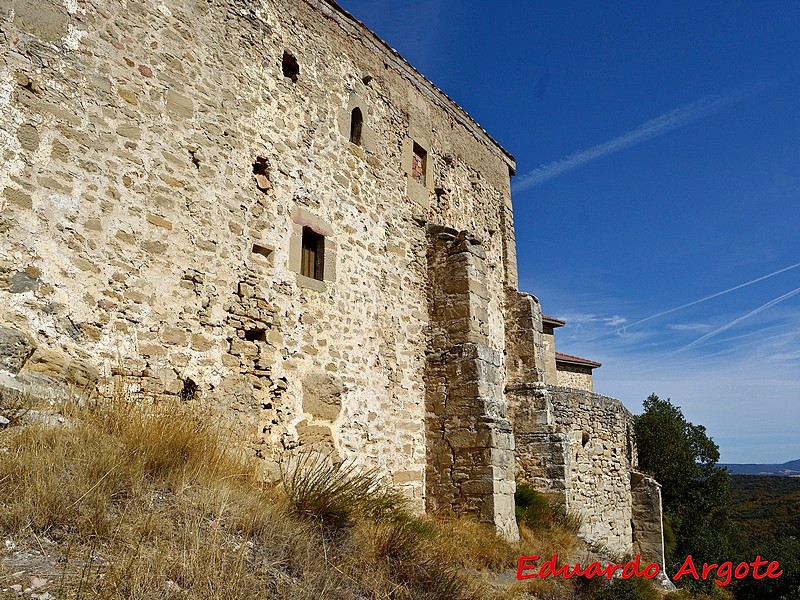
left=336, top=1, right=800, bottom=463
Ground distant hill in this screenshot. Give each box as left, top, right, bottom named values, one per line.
left=720, top=458, right=800, bottom=476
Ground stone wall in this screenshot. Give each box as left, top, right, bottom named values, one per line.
left=512, top=384, right=640, bottom=554
left=550, top=387, right=636, bottom=550
left=0, top=0, right=516, bottom=509
left=555, top=363, right=594, bottom=392
left=542, top=327, right=558, bottom=385
left=549, top=385, right=637, bottom=551
left=631, top=472, right=666, bottom=566
left=505, top=292, right=545, bottom=386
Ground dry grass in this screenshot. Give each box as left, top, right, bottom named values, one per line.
left=281, top=453, right=410, bottom=528
left=0, top=394, right=595, bottom=599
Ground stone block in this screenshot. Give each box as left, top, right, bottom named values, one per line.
left=19, top=348, right=98, bottom=388
left=12, top=0, right=69, bottom=42
left=302, top=373, right=343, bottom=421
left=0, top=326, right=37, bottom=374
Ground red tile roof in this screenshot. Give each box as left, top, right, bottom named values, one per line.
left=555, top=352, right=601, bottom=369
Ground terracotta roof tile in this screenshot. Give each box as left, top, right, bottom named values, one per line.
left=555, top=351, right=601, bottom=369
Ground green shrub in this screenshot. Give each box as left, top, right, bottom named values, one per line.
left=515, top=482, right=581, bottom=533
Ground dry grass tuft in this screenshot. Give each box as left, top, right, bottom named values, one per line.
left=0, top=394, right=593, bottom=599
left=281, top=453, right=410, bottom=529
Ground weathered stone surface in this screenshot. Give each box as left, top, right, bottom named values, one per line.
left=425, top=228, right=518, bottom=541
left=8, top=0, right=69, bottom=42
left=20, top=349, right=99, bottom=389
left=511, top=383, right=642, bottom=554
left=302, top=373, right=343, bottom=421
left=9, top=271, right=40, bottom=293
left=17, top=124, right=40, bottom=151
left=296, top=420, right=336, bottom=454
left=0, top=326, right=36, bottom=373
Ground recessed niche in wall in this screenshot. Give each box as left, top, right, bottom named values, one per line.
left=349, top=107, right=363, bottom=145
left=411, top=142, right=427, bottom=184
left=179, top=378, right=197, bottom=401
left=244, top=328, right=267, bottom=342
left=252, top=243, right=273, bottom=259
left=282, top=51, right=299, bottom=82
left=252, top=156, right=271, bottom=192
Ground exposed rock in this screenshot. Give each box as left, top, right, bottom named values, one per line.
left=21, top=348, right=99, bottom=389
left=0, top=326, right=36, bottom=374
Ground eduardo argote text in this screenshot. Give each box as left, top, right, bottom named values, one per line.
left=516, top=553, right=783, bottom=587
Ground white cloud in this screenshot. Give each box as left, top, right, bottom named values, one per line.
left=570, top=261, right=800, bottom=346
left=580, top=313, right=800, bottom=464
left=605, top=316, right=628, bottom=327
left=768, top=351, right=800, bottom=361
left=668, top=323, right=713, bottom=332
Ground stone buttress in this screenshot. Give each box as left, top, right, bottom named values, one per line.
left=424, top=226, right=518, bottom=540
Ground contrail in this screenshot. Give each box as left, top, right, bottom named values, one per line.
left=703, top=330, right=800, bottom=359
left=565, top=261, right=800, bottom=347
left=513, top=85, right=765, bottom=192
left=668, top=286, right=800, bottom=356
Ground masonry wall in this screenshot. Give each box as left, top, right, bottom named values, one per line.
left=0, top=0, right=516, bottom=507
left=505, top=292, right=545, bottom=386
left=542, top=327, right=558, bottom=384
left=631, top=472, right=666, bottom=567
left=555, top=364, right=593, bottom=392
left=548, top=386, right=638, bottom=551
left=512, top=383, right=640, bottom=554
left=1, top=0, right=665, bottom=553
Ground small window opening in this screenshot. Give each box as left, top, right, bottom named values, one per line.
left=411, top=142, right=427, bottom=184
left=253, top=156, right=271, bottom=192
left=252, top=243, right=272, bottom=259
left=188, top=148, right=201, bottom=168
left=581, top=430, right=590, bottom=447
left=244, top=328, right=267, bottom=342
left=282, top=51, right=299, bottom=82
left=179, top=378, right=197, bottom=402
left=349, top=107, right=363, bottom=146
left=301, top=226, right=324, bottom=281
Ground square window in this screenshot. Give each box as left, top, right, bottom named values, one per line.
left=301, top=227, right=325, bottom=281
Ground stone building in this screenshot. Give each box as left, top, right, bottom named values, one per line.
left=0, top=0, right=664, bottom=563
left=541, top=314, right=602, bottom=392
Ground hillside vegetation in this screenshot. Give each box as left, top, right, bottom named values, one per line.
left=729, top=475, right=800, bottom=540
left=0, top=392, right=643, bottom=600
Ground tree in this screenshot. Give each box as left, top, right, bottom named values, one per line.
left=634, top=394, right=739, bottom=587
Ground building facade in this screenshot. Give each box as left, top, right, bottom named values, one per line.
left=0, top=0, right=664, bottom=561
